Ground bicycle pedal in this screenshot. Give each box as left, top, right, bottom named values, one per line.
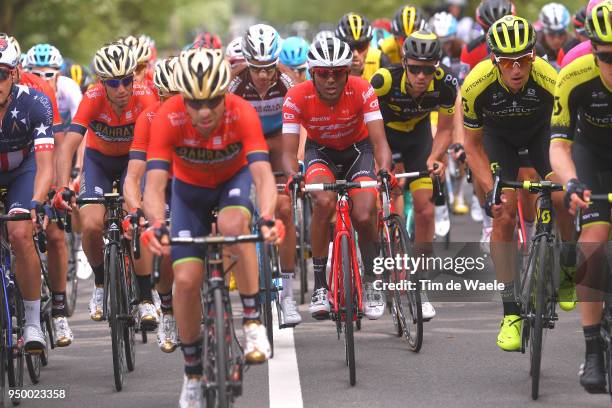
left=279, top=322, right=298, bottom=329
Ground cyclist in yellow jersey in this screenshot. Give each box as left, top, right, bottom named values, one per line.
left=380, top=5, right=427, bottom=64
left=335, top=12, right=390, bottom=81
left=549, top=1, right=612, bottom=393
left=462, top=16, right=574, bottom=352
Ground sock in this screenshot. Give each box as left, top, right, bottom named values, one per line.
left=500, top=281, right=520, bottom=316
left=74, top=232, right=82, bottom=250
left=158, top=290, right=173, bottom=314
left=181, top=339, right=203, bottom=376
left=23, top=300, right=41, bottom=328
left=51, top=291, right=66, bottom=318
left=136, top=275, right=153, bottom=303
left=240, top=293, right=261, bottom=324
left=281, top=270, right=294, bottom=300
left=313, top=257, right=328, bottom=290
left=584, top=324, right=603, bottom=355
left=92, top=263, right=105, bottom=286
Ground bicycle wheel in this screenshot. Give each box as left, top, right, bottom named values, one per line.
left=214, top=287, right=229, bottom=407
left=380, top=220, right=402, bottom=337
left=8, top=286, right=24, bottom=406
left=530, top=239, right=550, bottom=400
left=108, top=245, right=125, bottom=392
left=260, top=244, right=274, bottom=358
left=296, top=198, right=308, bottom=305
left=0, top=282, right=8, bottom=405
left=340, top=235, right=356, bottom=386
left=65, top=234, right=78, bottom=317
left=25, top=318, right=44, bottom=383
left=121, top=251, right=136, bottom=372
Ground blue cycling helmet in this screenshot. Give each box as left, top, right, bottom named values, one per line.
left=279, top=36, right=309, bottom=67
left=24, top=43, right=64, bottom=69
left=539, top=3, right=571, bottom=33
left=370, top=28, right=392, bottom=49
left=242, top=24, right=282, bottom=64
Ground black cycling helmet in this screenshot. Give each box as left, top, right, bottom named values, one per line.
left=573, top=6, right=587, bottom=34
left=476, top=0, right=516, bottom=30
left=391, top=5, right=427, bottom=38
left=402, top=30, right=443, bottom=61
left=336, top=12, right=373, bottom=44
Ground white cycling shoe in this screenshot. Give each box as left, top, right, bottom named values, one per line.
left=280, top=298, right=302, bottom=325
left=89, top=286, right=104, bottom=321
left=24, top=324, right=46, bottom=353
left=179, top=375, right=203, bottom=408
left=243, top=321, right=271, bottom=364
left=309, top=288, right=331, bottom=320
left=53, top=316, right=73, bottom=347
left=363, top=282, right=385, bottom=320
left=157, top=312, right=178, bottom=353
left=138, top=301, right=159, bottom=331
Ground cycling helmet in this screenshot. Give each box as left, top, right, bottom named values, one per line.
left=0, top=34, right=19, bottom=68
left=313, top=30, right=336, bottom=43
left=539, top=3, right=571, bottom=33
left=24, top=44, right=64, bottom=69
left=225, top=37, right=244, bottom=63
left=371, top=28, right=392, bottom=49
left=153, top=57, right=179, bottom=94
left=392, top=5, right=427, bottom=38
left=191, top=32, right=223, bottom=50
left=476, top=0, right=516, bottom=30
left=119, top=35, right=152, bottom=65
left=280, top=36, right=309, bottom=67
left=307, top=37, right=352, bottom=69
left=372, top=18, right=392, bottom=32
left=174, top=48, right=230, bottom=99
left=69, top=63, right=90, bottom=88
left=242, top=24, right=282, bottom=64
left=93, top=43, right=137, bottom=79
left=403, top=30, right=443, bottom=61
left=336, top=13, right=373, bottom=45
left=573, top=6, right=588, bottom=34
left=585, top=0, right=612, bottom=44
left=430, top=12, right=459, bottom=39
left=487, top=15, right=537, bottom=56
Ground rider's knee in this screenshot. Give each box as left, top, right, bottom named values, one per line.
left=8, top=223, right=34, bottom=254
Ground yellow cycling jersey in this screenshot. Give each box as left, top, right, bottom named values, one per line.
left=551, top=54, right=612, bottom=155
left=379, top=37, right=402, bottom=64
left=461, top=57, right=557, bottom=137
left=361, top=47, right=382, bottom=82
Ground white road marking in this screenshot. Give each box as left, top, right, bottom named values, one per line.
left=268, top=303, right=303, bottom=408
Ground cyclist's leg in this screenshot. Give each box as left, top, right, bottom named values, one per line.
left=46, top=220, right=73, bottom=346
left=157, top=185, right=177, bottom=352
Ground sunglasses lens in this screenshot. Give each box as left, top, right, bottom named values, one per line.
left=0, top=70, right=9, bottom=81
left=350, top=41, right=369, bottom=52
left=105, top=79, right=121, bottom=88
left=597, top=52, right=612, bottom=64
left=122, top=75, right=134, bottom=86
left=186, top=96, right=224, bottom=109
left=497, top=53, right=532, bottom=69
left=407, top=65, right=435, bottom=75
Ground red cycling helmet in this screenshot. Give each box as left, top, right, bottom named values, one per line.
left=372, top=18, right=392, bottom=32
left=192, top=32, right=223, bottom=49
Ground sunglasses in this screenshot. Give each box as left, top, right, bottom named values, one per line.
left=31, top=70, right=58, bottom=80
left=349, top=41, right=370, bottom=53
left=595, top=51, right=612, bottom=65
left=405, top=64, right=436, bottom=75
left=292, top=66, right=307, bottom=75
left=312, top=67, right=349, bottom=80
left=104, top=75, right=134, bottom=88
left=494, top=52, right=534, bottom=70
left=0, top=69, right=12, bottom=82
left=184, top=95, right=225, bottom=110
left=248, top=63, right=277, bottom=74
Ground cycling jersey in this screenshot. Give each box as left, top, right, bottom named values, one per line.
left=20, top=71, right=62, bottom=132
left=442, top=56, right=470, bottom=85
left=460, top=35, right=489, bottom=70
left=556, top=37, right=581, bottom=67
left=362, top=47, right=383, bottom=81
left=68, top=83, right=157, bottom=156
left=130, top=101, right=161, bottom=161
left=228, top=68, right=293, bottom=136
left=551, top=54, right=612, bottom=158
left=146, top=94, right=269, bottom=189
left=282, top=76, right=382, bottom=150
left=55, top=75, right=82, bottom=125
left=379, top=37, right=402, bottom=64
left=371, top=64, right=458, bottom=133
left=560, top=40, right=591, bottom=68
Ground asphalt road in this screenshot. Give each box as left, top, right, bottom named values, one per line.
left=16, top=214, right=612, bottom=408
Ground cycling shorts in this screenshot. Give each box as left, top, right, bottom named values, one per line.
left=0, top=154, right=35, bottom=214
left=386, top=119, right=433, bottom=192
left=573, top=142, right=612, bottom=228
left=483, top=125, right=552, bottom=183
left=303, top=138, right=376, bottom=185
left=79, top=148, right=129, bottom=204
left=170, top=166, right=254, bottom=263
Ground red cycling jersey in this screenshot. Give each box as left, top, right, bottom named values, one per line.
left=282, top=76, right=382, bottom=150
left=68, top=83, right=157, bottom=156
left=130, top=101, right=161, bottom=161
left=20, top=71, right=62, bottom=129
left=460, top=37, right=489, bottom=70
left=146, top=94, right=269, bottom=188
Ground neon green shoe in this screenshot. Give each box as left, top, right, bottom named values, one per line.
left=558, top=266, right=577, bottom=312
left=497, top=315, right=522, bottom=352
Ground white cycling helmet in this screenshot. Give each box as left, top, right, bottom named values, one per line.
left=153, top=57, right=179, bottom=94
left=313, top=30, right=336, bottom=43
left=174, top=48, right=231, bottom=99
left=24, top=44, right=64, bottom=69
left=225, top=37, right=244, bottom=63
left=0, top=34, right=19, bottom=68
left=118, top=34, right=152, bottom=65
left=307, top=37, right=352, bottom=69
left=242, top=24, right=282, bottom=64
left=93, top=42, right=137, bottom=79
left=539, top=3, right=571, bottom=33
left=429, top=12, right=458, bottom=39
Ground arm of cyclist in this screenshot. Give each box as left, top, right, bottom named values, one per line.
left=451, top=94, right=466, bottom=161
left=122, top=160, right=147, bottom=239
left=427, top=110, right=454, bottom=176
left=142, top=168, right=169, bottom=256
left=54, top=131, right=83, bottom=209
left=367, top=119, right=393, bottom=172
left=549, top=139, right=589, bottom=214
left=31, top=99, right=55, bottom=230
left=250, top=160, right=284, bottom=244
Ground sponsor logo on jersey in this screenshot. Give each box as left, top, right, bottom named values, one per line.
left=175, top=142, right=242, bottom=164
left=90, top=121, right=135, bottom=142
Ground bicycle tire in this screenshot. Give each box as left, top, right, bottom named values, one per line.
left=341, top=235, right=356, bottom=386
left=122, top=251, right=136, bottom=372
left=296, top=198, right=307, bottom=305
left=214, top=287, right=229, bottom=407
left=8, top=284, right=24, bottom=406
left=530, top=239, right=549, bottom=400
left=109, top=245, right=125, bottom=392
left=261, top=244, right=274, bottom=358
left=0, top=280, right=8, bottom=404
left=65, top=233, right=78, bottom=317
left=380, top=220, right=402, bottom=337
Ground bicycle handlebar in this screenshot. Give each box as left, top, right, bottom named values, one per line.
left=589, top=194, right=612, bottom=203
left=0, top=213, right=32, bottom=222
left=303, top=171, right=429, bottom=192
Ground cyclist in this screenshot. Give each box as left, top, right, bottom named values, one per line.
left=119, top=35, right=155, bottom=88
left=279, top=36, right=310, bottom=83
left=556, top=6, right=589, bottom=66
left=380, top=5, right=427, bottom=64
left=445, top=0, right=477, bottom=44
left=226, top=36, right=246, bottom=76
left=549, top=1, right=612, bottom=393
left=124, top=57, right=180, bottom=352
left=371, top=30, right=459, bottom=320
left=536, top=3, right=572, bottom=70
left=229, top=24, right=301, bottom=325
left=53, top=43, right=158, bottom=324
left=189, top=31, right=222, bottom=50
left=0, top=37, right=55, bottom=352
left=141, top=48, right=281, bottom=407
left=281, top=37, right=393, bottom=320
left=335, top=12, right=390, bottom=81
left=560, top=0, right=607, bottom=67
left=62, top=60, right=95, bottom=93
left=463, top=16, right=578, bottom=351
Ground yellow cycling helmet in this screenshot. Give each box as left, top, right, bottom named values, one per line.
left=173, top=48, right=231, bottom=99
left=486, top=15, right=536, bottom=56
left=585, top=0, right=612, bottom=44
left=336, top=13, right=373, bottom=44
left=391, top=5, right=426, bottom=38
left=70, top=64, right=84, bottom=86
